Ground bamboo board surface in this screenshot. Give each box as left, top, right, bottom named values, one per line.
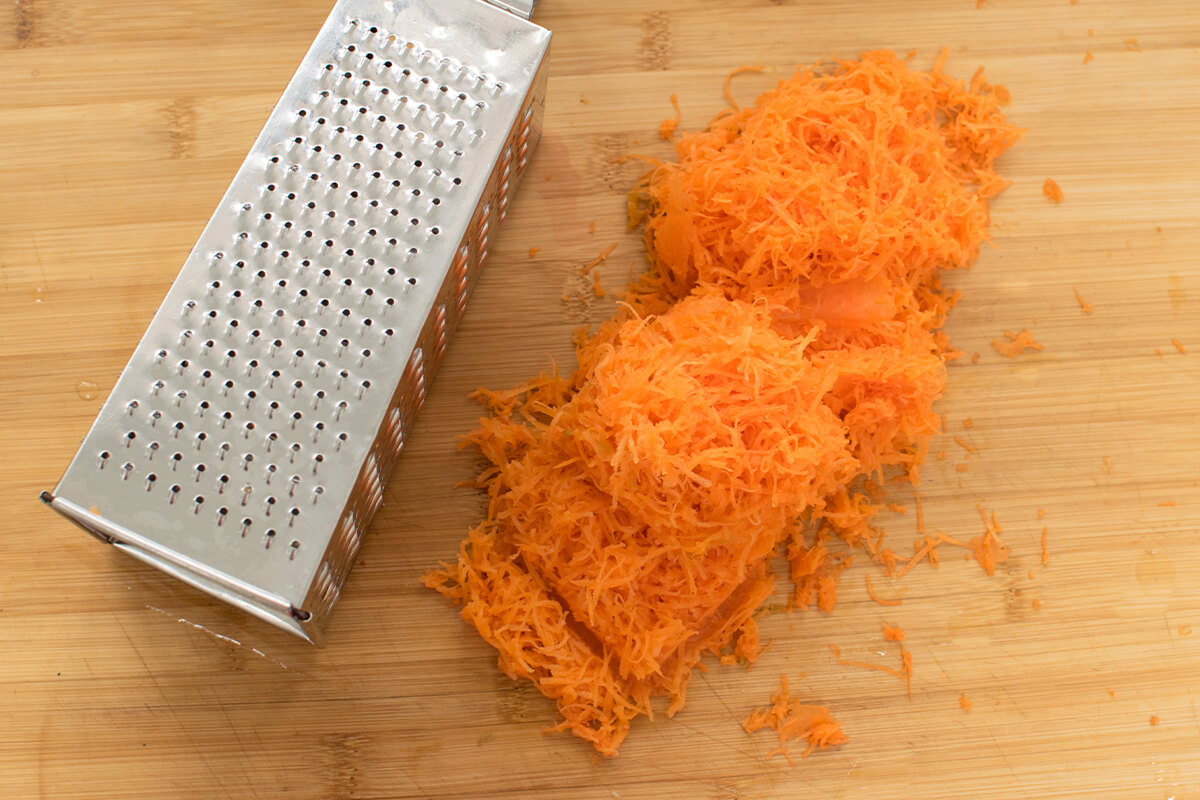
left=2, top=1, right=1199, bottom=798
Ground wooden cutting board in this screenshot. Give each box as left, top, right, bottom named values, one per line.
left=2, top=1, right=1198, bottom=797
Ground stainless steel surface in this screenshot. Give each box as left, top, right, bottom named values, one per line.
left=484, top=0, right=539, bottom=20
left=42, top=0, right=551, bottom=645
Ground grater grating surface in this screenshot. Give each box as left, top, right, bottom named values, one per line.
left=42, top=0, right=550, bottom=645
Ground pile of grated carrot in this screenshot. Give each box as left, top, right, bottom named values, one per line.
left=424, top=49, right=1021, bottom=756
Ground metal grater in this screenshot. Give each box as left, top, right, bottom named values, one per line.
left=40, top=0, right=550, bottom=645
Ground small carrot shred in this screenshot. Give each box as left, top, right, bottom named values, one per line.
left=1149, top=715, right=1159, bottom=726
left=1083, top=52, right=1094, bottom=64
left=1041, top=525, right=1050, bottom=566
left=959, top=694, right=972, bottom=711
left=1179, top=626, right=1192, bottom=636
left=830, top=644, right=905, bottom=681
left=954, top=435, right=977, bottom=455
left=991, top=329, right=1044, bottom=358
left=865, top=574, right=902, bottom=606
left=742, top=674, right=847, bottom=765
left=1037, top=508, right=1046, bottom=518
left=529, top=246, right=541, bottom=258
left=969, top=503, right=1010, bottom=576
left=659, top=93, right=682, bottom=140
left=970, top=352, right=981, bottom=364
left=1157, top=501, right=1176, bottom=507
left=588, top=221, right=597, bottom=234
left=883, top=624, right=905, bottom=642
left=914, top=491, right=926, bottom=534
left=723, top=65, right=765, bottom=111
left=592, top=271, right=606, bottom=299
left=1124, top=38, right=1141, bottom=52
left=1043, top=178, right=1064, bottom=203
left=1032, top=598, right=1042, bottom=610
left=1172, top=338, right=1187, bottom=354
left=962, top=418, right=974, bottom=429
left=1073, top=287, right=1094, bottom=313
left=955, top=463, right=969, bottom=473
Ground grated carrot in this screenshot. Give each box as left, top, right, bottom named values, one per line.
left=588, top=221, right=597, bottom=234
left=659, top=93, right=682, bottom=140
left=962, top=418, right=974, bottom=429
left=592, top=271, right=606, bottom=299
left=883, top=624, right=905, bottom=642
left=1043, top=178, right=1064, bottom=203
left=1149, top=715, right=1159, bottom=726
left=959, top=694, right=972, bottom=711
left=1124, top=38, right=1141, bottom=51
left=1172, top=338, right=1187, bottom=354
left=991, top=329, right=1043, bottom=358
left=865, top=573, right=902, bottom=606
left=1083, top=52, right=1094, bottom=64
left=1037, top=508, right=1046, bottom=518
left=914, top=491, right=926, bottom=534
left=742, top=674, right=847, bottom=765
left=1158, top=501, right=1176, bottom=507
left=1032, top=598, right=1042, bottom=610
left=1041, top=525, right=1050, bottom=566
left=427, top=50, right=1020, bottom=755
left=954, top=435, right=977, bottom=455
left=955, top=463, right=969, bottom=473
left=529, top=246, right=541, bottom=258
left=1073, top=287, right=1094, bottom=313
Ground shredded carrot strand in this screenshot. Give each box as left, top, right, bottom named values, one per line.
left=659, top=93, right=682, bottom=140
left=1073, top=287, right=1094, bottom=313
left=723, top=65, right=765, bottom=110
left=865, top=573, right=902, bottom=606
left=1041, top=525, right=1050, bottom=566
left=1172, top=338, right=1187, bottom=354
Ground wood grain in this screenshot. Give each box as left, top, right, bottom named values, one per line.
left=2, top=1, right=1199, bottom=798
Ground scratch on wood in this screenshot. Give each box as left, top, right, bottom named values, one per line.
left=15, top=0, right=38, bottom=48
left=639, top=11, right=671, bottom=72
left=323, top=732, right=367, bottom=800
left=165, top=98, right=196, bottom=159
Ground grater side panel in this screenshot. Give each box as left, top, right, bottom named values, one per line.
left=46, top=0, right=551, bottom=641
left=298, top=26, right=551, bottom=638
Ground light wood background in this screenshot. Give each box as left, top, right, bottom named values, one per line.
left=2, top=1, right=1198, bottom=798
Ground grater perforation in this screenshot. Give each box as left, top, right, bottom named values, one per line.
left=43, top=0, right=549, bottom=645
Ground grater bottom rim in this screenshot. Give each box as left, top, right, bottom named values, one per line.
left=41, top=491, right=318, bottom=644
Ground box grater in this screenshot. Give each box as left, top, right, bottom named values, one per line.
left=40, top=0, right=550, bottom=646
